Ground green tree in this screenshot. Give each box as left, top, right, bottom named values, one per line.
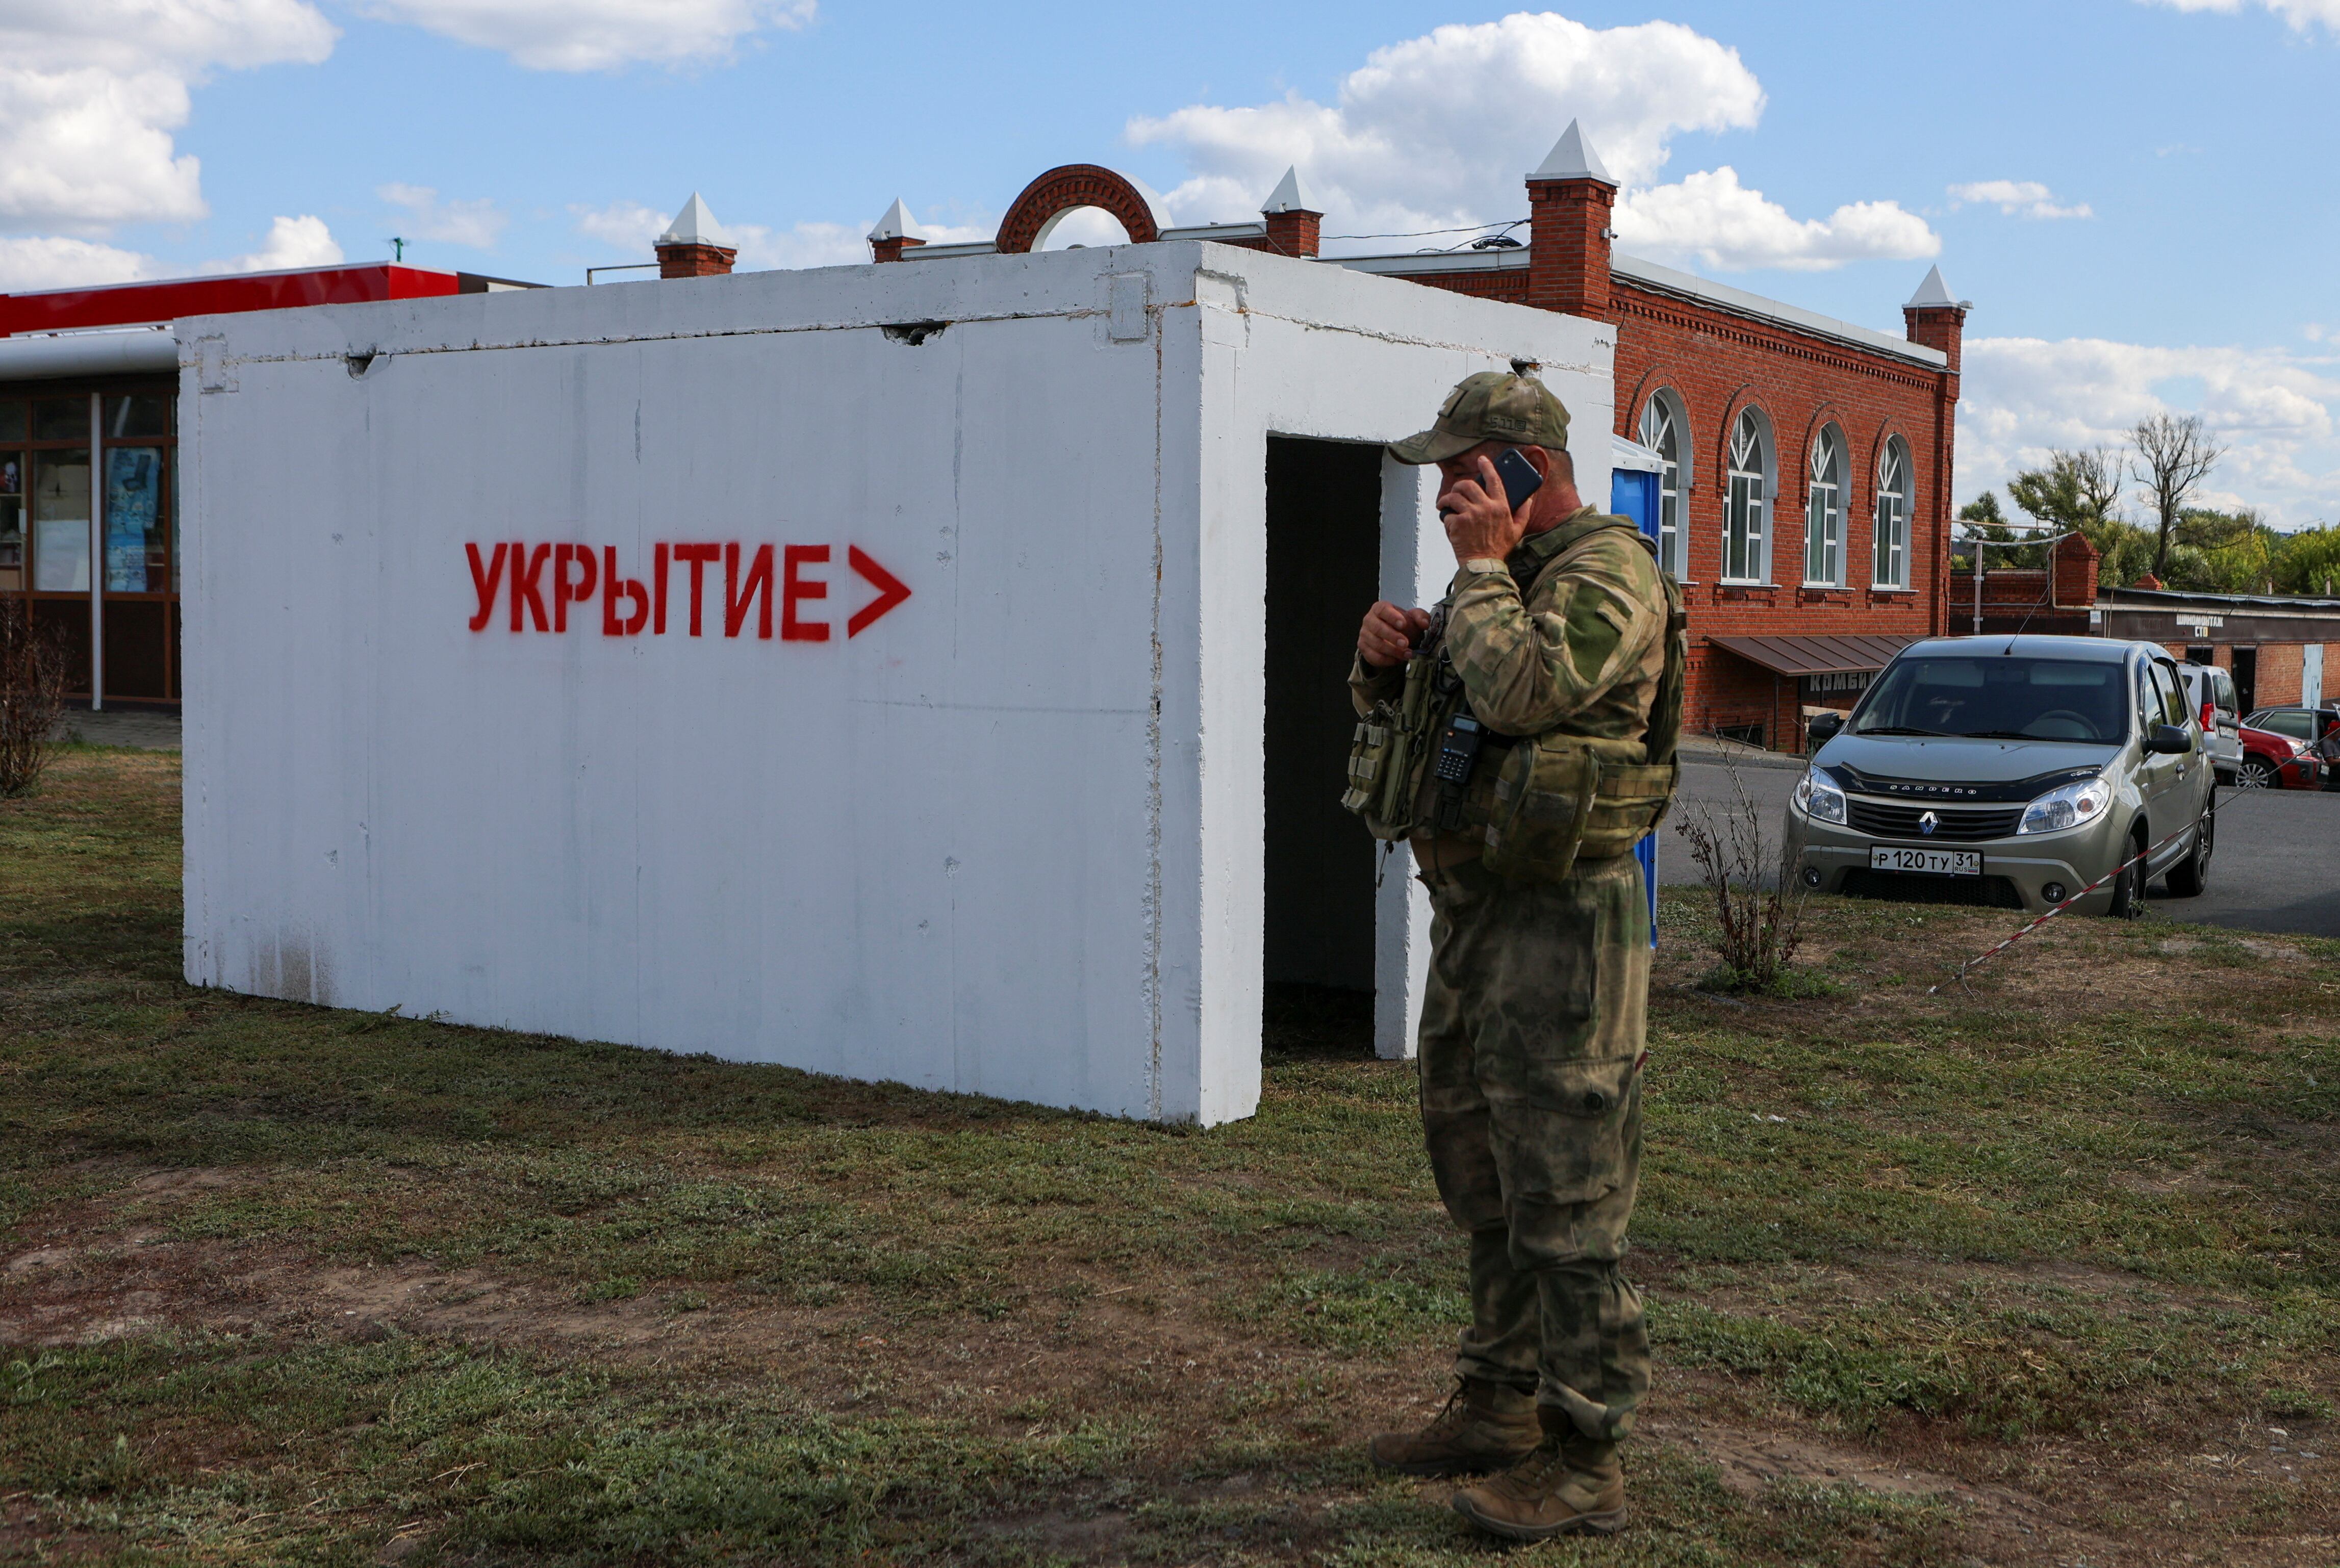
left=2006, top=446, right=2149, bottom=586
left=2166, top=507, right=2274, bottom=594
left=2271, top=524, right=2340, bottom=597
left=1957, top=489, right=2048, bottom=569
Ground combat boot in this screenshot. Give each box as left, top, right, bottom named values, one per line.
left=1449, top=1408, right=1626, bottom=1540
left=1368, top=1378, right=1540, bottom=1477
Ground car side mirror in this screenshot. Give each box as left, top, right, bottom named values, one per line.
left=1808, top=711, right=1843, bottom=744
left=2148, top=724, right=2192, bottom=755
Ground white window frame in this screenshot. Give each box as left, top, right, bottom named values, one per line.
left=1873, top=438, right=1911, bottom=589
left=1723, top=408, right=1769, bottom=584
left=1803, top=425, right=1844, bottom=587
left=1638, top=392, right=1689, bottom=579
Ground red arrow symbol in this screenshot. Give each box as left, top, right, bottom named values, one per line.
left=847, top=546, right=911, bottom=637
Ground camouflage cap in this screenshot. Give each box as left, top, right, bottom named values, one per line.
left=1388, top=370, right=1572, bottom=465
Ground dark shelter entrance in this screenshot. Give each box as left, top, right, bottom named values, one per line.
left=1263, top=437, right=1384, bottom=1001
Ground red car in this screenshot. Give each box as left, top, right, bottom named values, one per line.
left=2236, top=723, right=2321, bottom=789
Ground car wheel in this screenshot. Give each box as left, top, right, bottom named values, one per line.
left=2238, top=757, right=2277, bottom=789
left=2165, top=808, right=2211, bottom=897
left=2106, top=832, right=2146, bottom=919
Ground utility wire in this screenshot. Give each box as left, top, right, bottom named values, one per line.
left=1321, top=217, right=1530, bottom=241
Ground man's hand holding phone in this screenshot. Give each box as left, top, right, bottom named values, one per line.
left=1438, top=450, right=1540, bottom=564
left=1358, top=601, right=1432, bottom=669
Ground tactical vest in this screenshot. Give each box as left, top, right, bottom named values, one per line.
left=1342, top=521, right=1690, bottom=884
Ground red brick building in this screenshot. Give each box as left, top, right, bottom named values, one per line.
left=877, top=131, right=1967, bottom=751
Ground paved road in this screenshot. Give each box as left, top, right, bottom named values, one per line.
left=1668, top=758, right=2340, bottom=940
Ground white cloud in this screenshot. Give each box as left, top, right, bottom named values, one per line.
left=1125, top=12, right=1932, bottom=273
left=1617, top=168, right=1940, bottom=272
left=354, top=0, right=816, bottom=71
left=0, top=2, right=335, bottom=234
left=379, top=182, right=506, bottom=249
left=2141, top=0, right=2340, bottom=33
left=0, top=235, right=159, bottom=290
left=1130, top=15, right=1759, bottom=237
left=1961, top=336, right=2340, bottom=527
left=572, top=200, right=670, bottom=252
left=1947, top=179, right=2094, bottom=220
left=213, top=213, right=343, bottom=272
left=0, top=0, right=818, bottom=283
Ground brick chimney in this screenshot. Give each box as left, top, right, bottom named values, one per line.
left=869, top=198, right=926, bottom=264
left=1526, top=120, right=1616, bottom=320
left=655, top=193, right=736, bottom=279
left=1258, top=166, right=1321, bottom=259
left=1902, top=265, right=1968, bottom=374
left=2051, top=530, right=2100, bottom=607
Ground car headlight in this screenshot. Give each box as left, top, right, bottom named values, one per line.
left=2018, top=775, right=2113, bottom=835
left=1791, top=768, right=1846, bottom=824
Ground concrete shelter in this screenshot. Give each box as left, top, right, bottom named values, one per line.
left=181, top=240, right=1610, bottom=1125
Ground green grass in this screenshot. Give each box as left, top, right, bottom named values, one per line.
left=2, top=749, right=2336, bottom=1564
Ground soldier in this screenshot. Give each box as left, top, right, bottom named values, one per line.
left=1345, top=371, right=1683, bottom=1540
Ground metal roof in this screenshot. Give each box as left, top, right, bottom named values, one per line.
left=1609, top=253, right=1949, bottom=370
left=2100, top=585, right=2340, bottom=615
left=1706, top=633, right=1923, bottom=678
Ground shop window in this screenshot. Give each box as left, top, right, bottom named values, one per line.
left=107, top=394, right=169, bottom=441
left=0, top=452, right=20, bottom=592
left=105, top=447, right=165, bottom=592
left=33, top=398, right=85, bottom=442
left=1874, top=438, right=1912, bottom=589
left=32, top=449, right=91, bottom=592
left=1804, top=425, right=1844, bottom=586
left=1724, top=407, right=1770, bottom=584
left=1637, top=391, right=1689, bottom=578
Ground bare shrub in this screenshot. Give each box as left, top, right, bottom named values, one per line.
left=0, top=602, right=67, bottom=796
left=1671, top=758, right=1812, bottom=993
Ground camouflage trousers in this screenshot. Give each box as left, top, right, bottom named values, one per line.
left=1415, top=849, right=1651, bottom=1443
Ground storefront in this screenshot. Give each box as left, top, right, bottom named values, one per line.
left=0, top=263, right=537, bottom=709
left=0, top=375, right=179, bottom=703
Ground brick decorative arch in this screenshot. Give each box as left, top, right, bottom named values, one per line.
left=996, top=165, right=1162, bottom=254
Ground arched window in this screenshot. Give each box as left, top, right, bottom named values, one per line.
left=1724, top=408, right=1769, bottom=583
left=1804, top=425, right=1844, bottom=586
left=1637, top=392, right=1687, bottom=576
left=1873, top=438, right=1911, bottom=588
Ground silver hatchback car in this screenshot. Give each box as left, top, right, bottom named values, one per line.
left=1789, top=636, right=2215, bottom=915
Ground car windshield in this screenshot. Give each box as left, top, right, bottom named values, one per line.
left=1853, top=656, right=2128, bottom=743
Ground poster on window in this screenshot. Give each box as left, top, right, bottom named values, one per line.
left=106, top=447, right=159, bottom=592
left=33, top=517, right=88, bottom=590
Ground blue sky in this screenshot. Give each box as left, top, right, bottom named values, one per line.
left=6, top=0, right=2335, bottom=525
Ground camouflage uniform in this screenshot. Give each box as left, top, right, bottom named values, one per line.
left=1353, top=407, right=1669, bottom=1447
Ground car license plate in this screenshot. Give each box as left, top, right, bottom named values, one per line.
left=1870, top=846, right=1980, bottom=876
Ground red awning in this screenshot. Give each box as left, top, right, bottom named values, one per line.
left=1705, top=633, right=1921, bottom=678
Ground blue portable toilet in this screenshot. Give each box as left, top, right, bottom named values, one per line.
left=1610, top=434, right=1666, bottom=947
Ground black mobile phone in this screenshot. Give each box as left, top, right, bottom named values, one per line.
left=1493, top=447, right=1544, bottom=511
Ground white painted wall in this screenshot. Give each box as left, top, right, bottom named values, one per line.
left=181, top=242, right=1609, bottom=1124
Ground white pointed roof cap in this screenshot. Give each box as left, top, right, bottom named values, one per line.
left=1260, top=165, right=1320, bottom=215
left=868, top=198, right=923, bottom=243
left=1531, top=120, right=1615, bottom=185
left=1905, top=264, right=1964, bottom=309
left=657, top=192, right=723, bottom=245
